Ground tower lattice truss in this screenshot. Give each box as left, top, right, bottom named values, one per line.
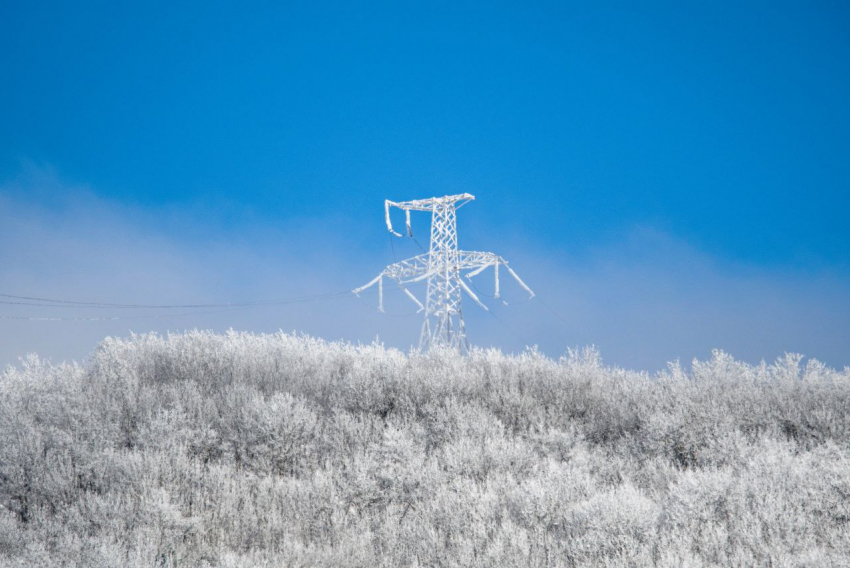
left=354, top=194, right=534, bottom=352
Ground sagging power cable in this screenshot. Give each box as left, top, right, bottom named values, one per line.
left=0, top=290, right=353, bottom=310
left=0, top=287, right=376, bottom=321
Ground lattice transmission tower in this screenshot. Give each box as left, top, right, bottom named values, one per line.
left=354, top=193, right=534, bottom=353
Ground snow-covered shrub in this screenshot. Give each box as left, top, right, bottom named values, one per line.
left=1, top=331, right=849, bottom=566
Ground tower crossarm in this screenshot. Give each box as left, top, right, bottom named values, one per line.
left=385, top=193, right=474, bottom=236
left=352, top=254, right=431, bottom=313
left=457, top=250, right=506, bottom=271
left=458, top=250, right=535, bottom=300
left=382, top=254, right=431, bottom=283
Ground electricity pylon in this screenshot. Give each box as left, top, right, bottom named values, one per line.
left=354, top=193, right=534, bottom=353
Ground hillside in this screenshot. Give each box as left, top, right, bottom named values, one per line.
left=1, top=331, right=849, bottom=567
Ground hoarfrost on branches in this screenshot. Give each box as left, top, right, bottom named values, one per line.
left=1, top=330, right=849, bottom=566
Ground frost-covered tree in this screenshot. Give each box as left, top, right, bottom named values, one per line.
left=1, top=331, right=849, bottom=567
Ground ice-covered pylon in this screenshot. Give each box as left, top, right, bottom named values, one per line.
left=354, top=194, right=533, bottom=353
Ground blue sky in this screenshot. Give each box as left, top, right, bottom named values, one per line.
left=1, top=2, right=848, bottom=370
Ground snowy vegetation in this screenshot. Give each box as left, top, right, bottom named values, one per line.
left=1, top=331, right=849, bottom=567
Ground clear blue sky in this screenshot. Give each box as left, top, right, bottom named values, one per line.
left=1, top=2, right=848, bottom=369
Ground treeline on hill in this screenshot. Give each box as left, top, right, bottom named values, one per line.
left=1, top=331, right=849, bottom=567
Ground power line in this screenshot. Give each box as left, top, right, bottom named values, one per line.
left=0, top=307, right=238, bottom=322
left=0, top=290, right=353, bottom=310
left=353, top=291, right=418, bottom=318
left=466, top=274, right=579, bottom=345
left=535, top=295, right=572, bottom=328
left=0, top=287, right=379, bottom=321
left=482, top=306, right=536, bottom=348
left=389, top=232, right=398, bottom=263
left=411, top=235, right=427, bottom=253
